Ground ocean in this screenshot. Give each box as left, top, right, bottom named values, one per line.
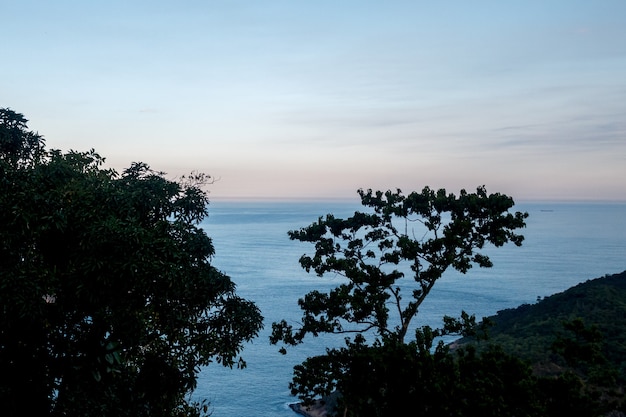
left=193, top=199, right=626, bottom=417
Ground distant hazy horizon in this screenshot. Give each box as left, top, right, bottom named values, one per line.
left=206, top=194, right=626, bottom=204
left=3, top=1, right=625, bottom=201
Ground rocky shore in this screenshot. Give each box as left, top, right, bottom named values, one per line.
left=289, top=400, right=328, bottom=417
left=288, top=392, right=341, bottom=417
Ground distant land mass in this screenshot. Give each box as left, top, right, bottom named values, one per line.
left=456, top=269, right=626, bottom=415
left=460, top=269, right=626, bottom=371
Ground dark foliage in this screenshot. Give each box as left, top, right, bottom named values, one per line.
left=462, top=271, right=626, bottom=376
left=271, top=186, right=529, bottom=415
left=0, top=109, right=263, bottom=417
left=456, top=271, right=626, bottom=415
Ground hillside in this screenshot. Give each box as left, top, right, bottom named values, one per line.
left=461, top=270, right=626, bottom=375
left=292, top=272, right=626, bottom=417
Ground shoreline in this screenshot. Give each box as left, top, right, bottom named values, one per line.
left=288, top=400, right=328, bottom=417
left=288, top=392, right=340, bottom=417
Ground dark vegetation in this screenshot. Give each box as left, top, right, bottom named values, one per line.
left=270, top=186, right=540, bottom=416
left=459, top=270, right=626, bottom=409
left=464, top=270, right=626, bottom=371
left=288, top=272, right=626, bottom=417
left=0, top=108, right=263, bottom=417
left=272, top=187, right=625, bottom=416
left=2, top=108, right=624, bottom=416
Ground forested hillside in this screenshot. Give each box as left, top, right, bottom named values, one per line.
left=462, top=270, right=626, bottom=380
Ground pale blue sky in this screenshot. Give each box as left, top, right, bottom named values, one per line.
left=3, top=1, right=625, bottom=200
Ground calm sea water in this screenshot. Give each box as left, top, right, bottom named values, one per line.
left=194, top=200, right=626, bottom=417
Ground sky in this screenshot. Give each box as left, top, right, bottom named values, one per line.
left=2, top=0, right=625, bottom=201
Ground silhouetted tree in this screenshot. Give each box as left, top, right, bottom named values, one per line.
left=271, top=186, right=528, bottom=415
left=0, top=108, right=263, bottom=417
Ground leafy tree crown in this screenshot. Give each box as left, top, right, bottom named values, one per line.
left=0, top=109, right=263, bottom=417
left=271, top=186, right=528, bottom=350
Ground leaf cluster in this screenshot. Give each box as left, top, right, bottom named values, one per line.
left=289, top=312, right=614, bottom=417
left=270, top=185, right=532, bottom=416
left=271, top=186, right=527, bottom=350
left=0, top=109, right=263, bottom=417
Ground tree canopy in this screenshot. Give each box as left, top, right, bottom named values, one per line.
left=272, top=187, right=528, bottom=348
left=270, top=186, right=529, bottom=414
left=0, top=108, right=263, bottom=417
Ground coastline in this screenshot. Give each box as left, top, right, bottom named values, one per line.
left=288, top=400, right=328, bottom=417
left=288, top=392, right=340, bottom=417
